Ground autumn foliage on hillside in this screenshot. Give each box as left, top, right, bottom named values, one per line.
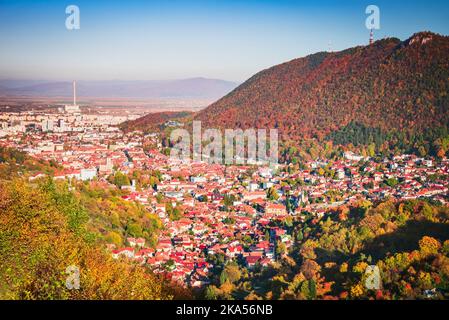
left=0, top=178, right=176, bottom=300
left=0, top=145, right=60, bottom=179
left=201, top=199, right=449, bottom=300
left=121, top=111, right=193, bottom=133
left=196, top=32, right=449, bottom=143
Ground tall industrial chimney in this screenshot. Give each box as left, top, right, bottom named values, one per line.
left=73, top=80, right=77, bottom=106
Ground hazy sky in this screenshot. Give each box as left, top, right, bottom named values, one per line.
left=0, top=0, right=448, bottom=82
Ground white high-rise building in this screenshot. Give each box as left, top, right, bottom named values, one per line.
left=42, top=119, right=54, bottom=132
left=58, top=119, right=66, bottom=132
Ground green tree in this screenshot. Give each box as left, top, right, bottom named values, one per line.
left=267, top=187, right=279, bottom=201
left=112, top=172, right=130, bottom=188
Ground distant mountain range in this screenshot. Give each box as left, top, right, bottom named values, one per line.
left=0, top=78, right=239, bottom=100
left=194, top=32, right=449, bottom=142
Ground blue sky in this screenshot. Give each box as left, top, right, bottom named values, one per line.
left=0, top=0, right=448, bottom=82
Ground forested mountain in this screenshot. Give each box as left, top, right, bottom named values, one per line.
left=195, top=32, right=449, bottom=143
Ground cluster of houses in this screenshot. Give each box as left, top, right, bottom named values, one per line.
left=2, top=119, right=448, bottom=289
left=0, top=123, right=159, bottom=182
left=104, top=148, right=448, bottom=287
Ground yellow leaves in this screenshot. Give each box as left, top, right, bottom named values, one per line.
left=350, top=283, right=365, bottom=298
left=356, top=199, right=373, bottom=210
left=384, top=252, right=411, bottom=272
left=419, top=236, right=441, bottom=258
left=300, top=239, right=318, bottom=260
left=317, top=167, right=325, bottom=176
left=398, top=203, right=406, bottom=216
left=339, top=262, right=349, bottom=273
left=443, top=240, right=449, bottom=255
left=290, top=273, right=307, bottom=291
left=421, top=202, right=437, bottom=221
left=359, top=213, right=385, bottom=235
left=374, top=200, right=397, bottom=220
left=353, top=262, right=369, bottom=274
left=73, top=247, right=169, bottom=300
left=407, top=266, right=417, bottom=276
left=0, top=178, right=172, bottom=300
left=105, top=231, right=123, bottom=246
left=417, top=271, right=433, bottom=289
left=223, top=264, right=242, bottom=283
left=384, top=221, right=397, bottom=234
left=219, top=281, right=234, bottom=296
left=245, top=292, right=262, bottom=300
